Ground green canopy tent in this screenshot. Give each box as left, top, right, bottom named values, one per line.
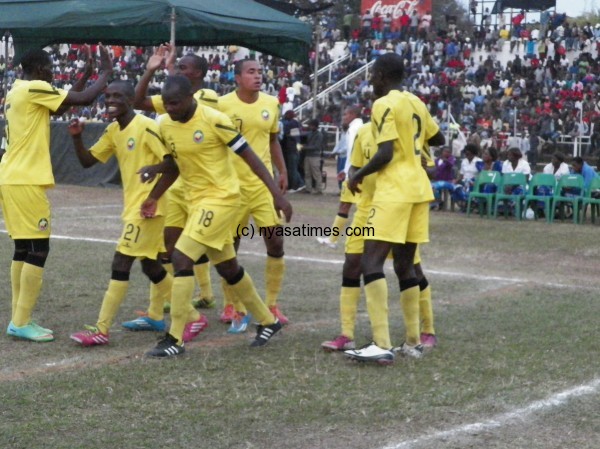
left=0, top=0, right=311, bottom=63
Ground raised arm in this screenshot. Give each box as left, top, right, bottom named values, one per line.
left=63, top=44, right=113, bottom=106
left=133, top=44, right=170, bottom=111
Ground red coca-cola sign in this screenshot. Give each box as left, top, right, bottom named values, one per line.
left=361, top=0, right=432, bottom=20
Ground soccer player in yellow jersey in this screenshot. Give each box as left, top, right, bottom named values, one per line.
left=344, top=53, right=444, bottom=364
left=134, top=44, right=217, bottom=310
left=321, top=124, right=437, bottom=359
left=67, top=81, right=178, bottom=347
left=1, top=45, right=113, bottom=342
left=145, top=76, right=292, bottom=357
left=218, top=59, right=289, bottom=331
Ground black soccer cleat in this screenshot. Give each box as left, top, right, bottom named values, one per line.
left=250, top=319, right=282, bottom=347
left=146, top=333, right=185, bottom=358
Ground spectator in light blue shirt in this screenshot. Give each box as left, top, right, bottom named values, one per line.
left=571, top=156, right=598, bottom=191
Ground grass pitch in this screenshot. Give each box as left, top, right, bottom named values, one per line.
left=0, top=185, right=599, bottom=449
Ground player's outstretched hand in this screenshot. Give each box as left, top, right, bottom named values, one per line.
left=278, top=173, right=288, bottom=194
left=97, top=43, right=113, bottom=75
left=68, top=118, right=85, bottom=136
left=274, top=195, right=293, bottom=223
left=80, top=45, right=94, bottom=79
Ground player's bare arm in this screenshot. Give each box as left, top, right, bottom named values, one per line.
left=238, top=147, right=293, bottom=222
left=133, top=44, right=169, bottom=111
left=63, top=44, right=113, bottom=106
left=53, top=45, right=95, bottom=116
left=139, top=155, right=179, bottom=218
left=269, top=132, right=288, bottom=193
left=348, top=140, right=393, bottom=194
left=67, top=118, right=100, bottom=168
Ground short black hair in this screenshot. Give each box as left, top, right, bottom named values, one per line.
left=182, top=53, right=208, bottom=76
left=108, top=80, right=135, bottom=99
left=485, top=146, right=498, bottom=160
left=234, top=58, right=254, bottom=75
left=162, top=75, right=193, bottom=96
left=308, top=118, right=320, bottom=128
left=373, top=53, right=405, bottom=83
left=553, top=151, right=565, bottom=163
left=507, top=147, right=522, bottom=159
left=573, top=156, right=584, bottom=165
left=21, top=49, right=51, bottom=75
left=464, top=143, right=479, bottom=156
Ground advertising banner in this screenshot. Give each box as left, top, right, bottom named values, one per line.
left=361, top=0, right=432, bottom=19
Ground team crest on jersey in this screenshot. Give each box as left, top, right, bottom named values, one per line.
left=261, top=110, right=270, bottom=120
left=127, top=138, right=135, bottom=151
left=38, top=218, right=49, bottom=231
left=193, top=130, right=204, bottom=143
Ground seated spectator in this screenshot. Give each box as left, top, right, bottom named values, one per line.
left=454, top=143, right=482, bottom=208
left=571, top=156, right=599, bottom=191
left=543, top=151, right=570, bottom=181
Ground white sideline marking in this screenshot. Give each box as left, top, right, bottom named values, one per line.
left=380, top=378, right=600, bottom=449
left=0, top=231, right=590, bottom=289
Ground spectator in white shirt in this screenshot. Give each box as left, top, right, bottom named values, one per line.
left=543, top=151, right=571, bottom=180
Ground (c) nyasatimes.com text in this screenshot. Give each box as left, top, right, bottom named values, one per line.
left=236, top=224, right=375, bottom=239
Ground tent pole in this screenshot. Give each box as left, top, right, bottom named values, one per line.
left=312, top=18, right=320, bottom=120
left=170, top=7, right=176, bottom=47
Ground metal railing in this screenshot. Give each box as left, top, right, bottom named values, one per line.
left=294, top=59, right=375, bottom=121
left=309, top=52, right=351, bottom=83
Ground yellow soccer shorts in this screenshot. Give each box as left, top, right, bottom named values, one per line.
left=339, top=180, right=359, bottom=204
left=365, top=201, right=430, bottom=244
left=117, top=216, right=166, bottom=260
left=165, top=186, right=188, bottom=229
left=0, top=185, right=51, bottom=239
left=177, top=200, right=238, bottom=257
left=236, top=184, right=281, bottom=230
left=346, top=204, right=423, bottom=263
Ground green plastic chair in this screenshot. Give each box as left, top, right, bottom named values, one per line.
left=493, top=172, right=528, bottom=220
left=523, top=173, right=556, bottom=223
left=581, top=176, right=600, bottom=224
left=551, top=174, right=585, bottom=224
left=466, top=171, right=502, bottom=218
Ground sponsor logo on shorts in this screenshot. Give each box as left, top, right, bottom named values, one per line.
left=38, top=218, right=49, bottom=231
left=261, top=110, right=270, bottom=120
left=127, top=138, right=135, bottom=151
left=193, top=130, right=204, bottom=143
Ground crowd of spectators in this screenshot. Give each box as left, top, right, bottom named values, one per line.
left=2, top=6, right=600, bottom=170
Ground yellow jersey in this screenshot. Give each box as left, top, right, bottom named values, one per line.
left=371, top=90, right=439, bottom=203
left=90, top=114, right=170, bottom=220
left=0, top=79, right=68, bottom=187
left=350, top=123, right=377, bottom=207
left=218, top=91, right=279, bottom=188
left=159, top=104, right=245, bottom=205
left=151, top=88, right=219, bottom=114
left=153, top=88, right=219, bottom=198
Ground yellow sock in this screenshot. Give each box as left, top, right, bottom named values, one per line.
left=10, top=260, right=24, bottom=321
left=265, top=255, right=285, bottom=307
left=169, top=275, right=199, bottom=344
left=221, top=277, right=246, bottom=313
left=230, top=271, right=274, bottom=325
left=96, top=280, right=129, bottom=335
left=364, top=276, right=391, bottom=349
left=148, top=273, right=172, bottom=321
left=400, top=279, right=421, bottom=346
left=340, top=285, right=361, bottom=340
left=194, top=261, right=213, bottom=299
left=330, top=214, right=348, bottom=244
left=419, top=282, right=435, bottom=335
left=13, top=263, right=44, bottom=327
